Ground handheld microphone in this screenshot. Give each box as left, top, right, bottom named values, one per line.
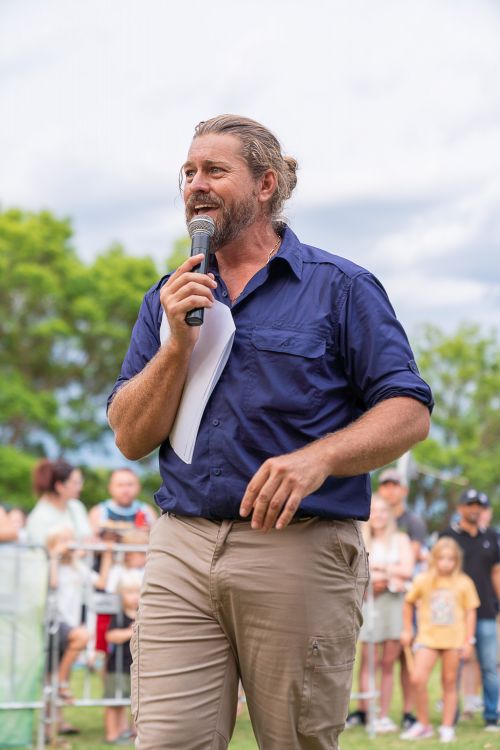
left=185, top=215, right=216, bottom=326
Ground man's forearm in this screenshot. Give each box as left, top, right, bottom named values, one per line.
left=108, top=338, right=194, bottom=460
left=240, top=395, right=430, bottom=530
left=320, top=396, right=430, bottom=477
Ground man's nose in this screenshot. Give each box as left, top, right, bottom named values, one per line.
left=188, top=170, right=210, bottom=193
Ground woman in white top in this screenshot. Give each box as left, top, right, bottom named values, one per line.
left=26, top=459, right=92, bottom=547
left=358, top=495, right=414, bottom=733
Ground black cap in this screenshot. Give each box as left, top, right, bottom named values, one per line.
left=459, top=488, right=490, bottom=507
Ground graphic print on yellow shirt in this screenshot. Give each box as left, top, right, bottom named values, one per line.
left=406, top=572, right=480, bottom=650
left=430, top=589, right=455, bottom=626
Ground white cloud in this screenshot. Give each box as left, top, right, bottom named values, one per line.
left=374, top=178, right=500, bottom=267
left=388, top=275, right=486, bottom=310
left=1, top=0, right=499, bottom=328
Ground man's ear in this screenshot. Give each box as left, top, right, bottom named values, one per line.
left=258, top=169, right=278, bottom=206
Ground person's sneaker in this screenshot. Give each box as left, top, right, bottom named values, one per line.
left=375, top=716, right=398, bottom=733
left=464, top=695, right=483, bottom=713
left=401, top=712, right=418, bottom=730
left=439, top=725, right=456, bottom=743
left=400, top=721, right=435, bottom=740
left=484, top=722, right=500, bottom=732
left=345, top=710, right=366, bottom=728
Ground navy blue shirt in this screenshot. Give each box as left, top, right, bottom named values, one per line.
left=108, top=226, right=433, bottom=521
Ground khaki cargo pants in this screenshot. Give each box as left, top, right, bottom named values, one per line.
left=131, top=513, right=368, bottom=750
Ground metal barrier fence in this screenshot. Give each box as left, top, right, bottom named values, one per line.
left=0, top=543, right=49, bottom=750
left=349, top=578, right=379, bottom=738
left=0, top=541, right=147, bottom=749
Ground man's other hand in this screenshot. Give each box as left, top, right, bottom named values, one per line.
left=239, top=443, right=330, bottom=531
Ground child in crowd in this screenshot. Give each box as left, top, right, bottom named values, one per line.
left=0, top=503, right=27, bottom=542
left=104, top=569, right=142, bottom=744
left=94, top=528, right=147, bottom=661
left=400, top=537, right=480, bottom=742
left=47, top=525, right=112, bottom=727
left=8, top=506, right=27, bottom=542
left=106, top=529, right=148, bottom=593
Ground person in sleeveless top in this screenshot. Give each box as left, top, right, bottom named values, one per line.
left=89, top=468, right=156, bottom=535
left=354, top=495, right=414, bottom=733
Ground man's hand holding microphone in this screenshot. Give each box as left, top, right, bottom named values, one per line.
left=160, top=216, right=216, bottom=347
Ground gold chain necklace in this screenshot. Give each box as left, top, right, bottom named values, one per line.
left=266, top=234, right=282, bottom=262
left=230, top=235, right=281, bottom=304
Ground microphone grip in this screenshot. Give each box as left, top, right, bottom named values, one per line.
left=185, top=232, right=211, bottom=327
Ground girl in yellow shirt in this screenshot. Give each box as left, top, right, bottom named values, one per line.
left=400, top=537, right=480, bottom=742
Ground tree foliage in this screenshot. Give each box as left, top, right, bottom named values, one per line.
left=0, top=209, right=159, bottom=455
left=166, top=236, right=190, bottom=271
left=410, top=324, right=500, bottom=524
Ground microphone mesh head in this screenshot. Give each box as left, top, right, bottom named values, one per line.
left=188, top=215, right=216, bottom=238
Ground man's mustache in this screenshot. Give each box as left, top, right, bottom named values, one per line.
left=186, top=193, right=224, bottom=212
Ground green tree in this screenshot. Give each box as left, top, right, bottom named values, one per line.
left=166, top=235, right=190, bottom=271
left=0, top=445, right=36, bottom=508
left=0, top=208, right=159, bottom=454
left=410, top=324, right=500, bottom=524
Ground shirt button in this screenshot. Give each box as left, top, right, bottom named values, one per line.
left=213, top=468, right=221, bottom=476
left=212, top=419, right=220, bottom=426
left=222, top=290, right=228, bottom=297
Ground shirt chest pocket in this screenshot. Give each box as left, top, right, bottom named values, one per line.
left=243, top=328, right=327, bottom=417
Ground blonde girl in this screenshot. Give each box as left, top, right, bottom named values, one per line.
left=400, top=537, right=480, bottom=742
left=104, top=569, right=142, bottom=743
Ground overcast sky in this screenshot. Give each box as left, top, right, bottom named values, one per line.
left=2, top=0, right=499, bottom=338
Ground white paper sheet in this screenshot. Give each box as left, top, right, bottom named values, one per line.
left=160, top=301, right=235, bottom=463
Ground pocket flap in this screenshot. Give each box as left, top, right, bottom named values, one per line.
left=251, top=329, right=326, bottom=358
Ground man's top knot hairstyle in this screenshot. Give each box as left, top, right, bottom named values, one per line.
left=193, top=114, right=298, bottom=228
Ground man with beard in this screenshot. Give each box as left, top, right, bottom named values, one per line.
left=107, top=115, right=433, bottom=750
left=440, top=489, right=500, bottom=731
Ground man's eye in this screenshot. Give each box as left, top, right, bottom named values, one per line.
left=210, top=166, right=223, bottom=174
left=184, top=170, right=195, bottom=180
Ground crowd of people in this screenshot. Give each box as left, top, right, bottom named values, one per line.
left=347, top=471, right=500, bottom=741
left=0, top=458, right=156, bottom=745
left=1, top=461, right=500, bottom=743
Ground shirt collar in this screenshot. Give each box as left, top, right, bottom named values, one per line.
left=157, top=224, right=305, bottom=286
left=207, top=224, right=304, bottom=280
left=453, top=521, right=484, bottom=538
left=271, top=225, right=303, bottom=280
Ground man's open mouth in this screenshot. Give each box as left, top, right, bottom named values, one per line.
left=194, top=205, right=219, bottom=215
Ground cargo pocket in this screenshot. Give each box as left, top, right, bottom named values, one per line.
left=130, top=623, right=140, bottom=724
left=298, top=636, right=356, bottom=736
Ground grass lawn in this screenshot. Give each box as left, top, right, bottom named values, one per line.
left=3, top=661, right=496, bottom=749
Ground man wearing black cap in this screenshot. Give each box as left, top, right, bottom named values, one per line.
left=440, top=489, right=500, bottom=731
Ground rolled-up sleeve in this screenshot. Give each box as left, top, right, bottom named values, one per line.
left=106, top=287, right=162, bottom=413
left=338, top=272, right=433, bottom=412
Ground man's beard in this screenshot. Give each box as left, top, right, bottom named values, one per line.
left=463, top=511, right=479, bottom=526
left=185, top=192, right=258, bottom=250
